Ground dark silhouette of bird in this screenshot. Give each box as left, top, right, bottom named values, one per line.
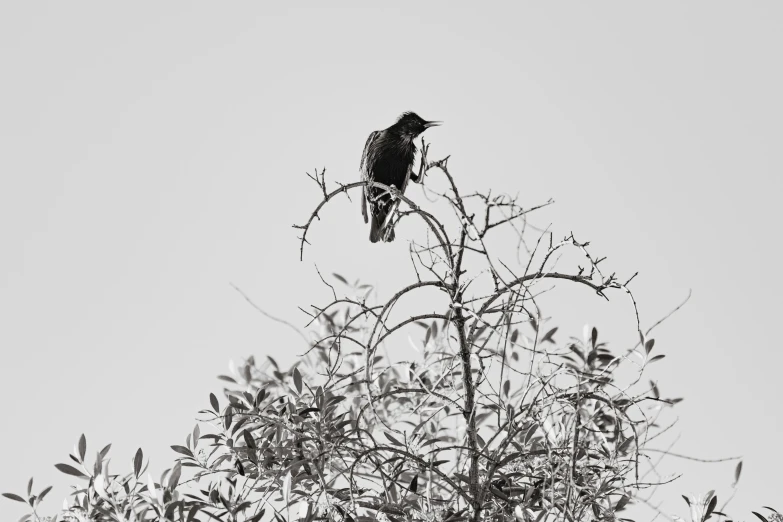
left=360, top=112, right=440, bottom=243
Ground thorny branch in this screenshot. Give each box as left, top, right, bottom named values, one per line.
left=31, top=143, right=707, bottom=522
left=274, top=146, right=678, bottom=521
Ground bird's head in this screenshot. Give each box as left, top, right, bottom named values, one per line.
left=394, top=112, right=441, bottom=138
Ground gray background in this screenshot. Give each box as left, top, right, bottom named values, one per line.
left=1, top=2, right=781, bottom=518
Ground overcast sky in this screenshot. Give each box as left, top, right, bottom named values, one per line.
left=1, top=2, right=781, bottom=519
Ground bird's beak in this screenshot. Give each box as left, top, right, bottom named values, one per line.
left=424, top=121, right=442, bottom=128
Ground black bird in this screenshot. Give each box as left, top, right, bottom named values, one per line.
left=360, top=112, right=440, bottom=243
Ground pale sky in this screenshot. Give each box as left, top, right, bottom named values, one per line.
left=1, top=2, right=781, bottom=519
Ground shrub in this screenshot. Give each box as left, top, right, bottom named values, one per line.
left=4, top=142, right=770, bottom=521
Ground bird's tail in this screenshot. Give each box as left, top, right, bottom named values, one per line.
left=370, top=212, right=395, bottom=243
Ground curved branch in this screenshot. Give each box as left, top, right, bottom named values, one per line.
left=294, top=179, right=452, bottom=262
left=348, top=445, right=474, bottom=506
left=466, top=271, right=618, bottom=343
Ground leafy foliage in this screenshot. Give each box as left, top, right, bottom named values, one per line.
left=4, top=143, right=770, bottom=521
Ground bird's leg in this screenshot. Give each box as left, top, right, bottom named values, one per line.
left=380, top=187, right=403, bottom=241
left=411, top=160, right=425, bottom=184
left=413, top=138, right=430, bottom=184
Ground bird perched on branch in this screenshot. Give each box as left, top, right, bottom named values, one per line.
left=360, top=112, right=441, bottom=243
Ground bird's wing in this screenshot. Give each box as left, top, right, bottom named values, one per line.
left=380, top=144, right=416, bottom=234
left=360, top=131, right=381, bottom=223
left=361, top=187, right=368, bottom=223
left=360, top=131, right=380, bottom=176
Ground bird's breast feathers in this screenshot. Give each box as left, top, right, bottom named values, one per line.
left=361, top=129, right=417, bottom=190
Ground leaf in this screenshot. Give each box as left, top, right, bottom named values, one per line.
left=541, top=327, right=558, bottom=344
left=510, top=329, right=519, bottom=344
left=648, top=354, right=666, bottom=363
left=26, top=478, right=33, bottom=497
left=168, top=462, right=182, bottom=490
left=733, top=461, right=742, bottom=486
left=503, top=380, right=510, bottom=397
left=569, top=344, right=585, bottom=361
left=133, top=448, right=143, bottom=477
left=332, top=273, right=348, bottom=285
left=524, top=423, right=538, bottom=444
left=164, top=503, right=180, bottom=522
left=408, top=475, right=418, bottom=494
left=384, top=432, right=404, bottom=446
left=705, top=496, right=717, bottom=521
left=615, top=495, right=630, bottom=511
left=617, top=438, right=633, bottom=454
left=454, top=473, right=470, bottom=485
left=753, top=512, right=769, bottom=522
left=187, top=506, right=202, bottom=522
left=37, top=486, right=52, bottom=504
left=497, top=451, right=524, bottom=468
left=473, top=324, right=487, bottom=342
left=210, top=393, right=219, bottom=412
left=98, top=443, right=112, bottom=460
left=171, top=445, right=193, bottom=458
left=255, top=388, right=266, bottom=406
left=645, top=338, right=655, bottom=354
left=93, top=474, right=109, bottom=501
left=591, top=327, right=598, bottom=347
left=2, top=493, right=26, bottom=503
left=78, top=434, right=86, bottom=462
left=282, top=472, right=292, bottom=506
left=92, top=450, right=103, bottom=477
left=293, top=367, right=303, bottom=394
left=243, top=430, right=257, bottom=449
left=54, top=464, right=88, bottom=478
left=247, top=509, right=266, bottom=522
left=299, top=408, right=321, bottom=417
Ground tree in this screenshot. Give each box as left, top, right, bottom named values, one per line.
left=4, top=141, right=773, bottom=521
